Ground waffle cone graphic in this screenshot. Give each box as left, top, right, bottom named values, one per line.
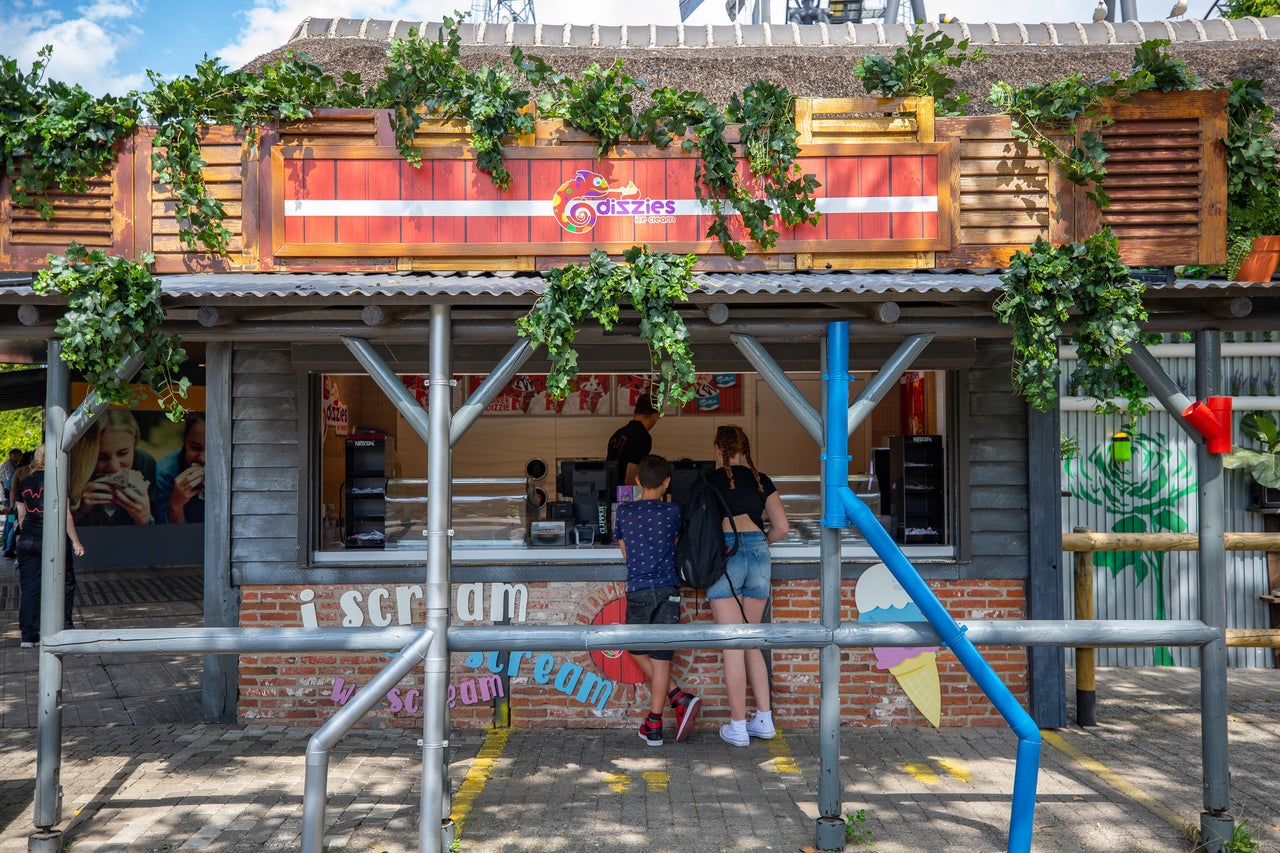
left=889, top=651, right=941, bottom=728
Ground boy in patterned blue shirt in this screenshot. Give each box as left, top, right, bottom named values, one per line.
left=612, top=454, right=701, bottom=746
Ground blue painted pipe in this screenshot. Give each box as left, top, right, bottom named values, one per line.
left=822, top=321, right=1041, bottom=853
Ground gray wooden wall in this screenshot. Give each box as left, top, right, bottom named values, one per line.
left=231, top=345, right=300, bottom=585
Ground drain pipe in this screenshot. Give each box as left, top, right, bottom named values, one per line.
left=421, top=304, right=453, bottom=853
left=823, top=321, right=1041, bottom=853
left=300, top=627, right=436, bottom=853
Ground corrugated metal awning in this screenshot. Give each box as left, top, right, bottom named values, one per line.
left=0, top=270, right=1261, bottom=301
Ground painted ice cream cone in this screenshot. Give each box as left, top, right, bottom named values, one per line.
left=889, top=651, right=941, bottom=727
left=855, top=562, right=943, bottom=728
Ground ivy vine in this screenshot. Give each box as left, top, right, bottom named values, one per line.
left=142, top=51, right=363, bottom=252
left=852, top=28, right=987, bottom=116
left=375, top=15, right=533, bottom=188
left=988, top=39, right=1201, bottom=209
left=0, top=46, right=138, bottom=219
left=995, top=229, right=1153, bottom=415
left=517, top=247, right=698, bottom=408
left=33, top=243, right=190, bottom=419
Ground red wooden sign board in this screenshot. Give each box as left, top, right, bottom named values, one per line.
left=271, top=143, right=952, bottom=257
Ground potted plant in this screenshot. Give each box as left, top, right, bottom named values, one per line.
left=1223, top=79, right=1280, bottom=281
left=1223, top=411, right=1280, bottom=508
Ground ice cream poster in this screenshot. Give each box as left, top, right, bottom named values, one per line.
left=680, top=373, right=743, bottom=415
left=855, top=562, right=942, bottom=727
left=547, top=374, right=611, bottom=415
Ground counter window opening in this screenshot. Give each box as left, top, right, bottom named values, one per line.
left=309, top=370, right=956, bottom=564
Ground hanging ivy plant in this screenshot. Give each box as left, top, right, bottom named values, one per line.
left=643, top=82, right=819, bottom=259
left=517, top=247, right=698, bottom=408
left=852, top=27, right=987, bottom=116
left=375, top=15, right=534, bottom=188
left=514, top=52, right=643, bottom=158
left=142, top=51, right=363, bottom=252
left=995, top=229, right=1153, bottom=415
left=0, top=47, right=138, bottom=219
left=988, top=39, right=1201, bottom=210
left=33, top=243, right=190, bottom=420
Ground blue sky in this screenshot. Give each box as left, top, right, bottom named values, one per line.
left=2, top=0, right=1220, bottom=97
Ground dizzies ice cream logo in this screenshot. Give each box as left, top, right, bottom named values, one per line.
left=551, top=170, right=675, bottom=234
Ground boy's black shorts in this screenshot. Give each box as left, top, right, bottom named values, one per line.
left=625, top=584, right=680, bottom=661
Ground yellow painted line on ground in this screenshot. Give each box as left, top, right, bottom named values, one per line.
left=642, top=770, right=669, bottom=791
left=903, top=762, right=940, bottom=784
left=935, top=757, right=971, bottom=782
left=762, top=732, right=802, bottom=775
left=450, top=727, right=511, bottom=835
left=605, top=772, right=630, bottom=793
left=1041, top=729, right=1186, bottom=830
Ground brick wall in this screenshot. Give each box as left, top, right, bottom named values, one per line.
left=238, top=578, right=1028, bottom=730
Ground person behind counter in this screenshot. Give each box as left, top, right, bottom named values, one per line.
left=612, top=454, right=702, bottom=746
left=606, top=396, right=661, bottom=487
left=15, top=444, right=85, bottom=647
left=707, top=424, right=790, bottom=747
left=71, top=410, right=160, bottom=526
left=156, top=414, right=206, bottom=524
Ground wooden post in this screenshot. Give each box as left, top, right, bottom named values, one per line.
left=1072, top=526, right=1097, bottom=727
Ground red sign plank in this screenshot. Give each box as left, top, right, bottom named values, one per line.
left=272, top=145, right=951, bottom=258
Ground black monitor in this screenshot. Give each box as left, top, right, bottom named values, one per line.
left=557, top=459, right=620, bottom=538
left=667, top=459, right=715, bottom=508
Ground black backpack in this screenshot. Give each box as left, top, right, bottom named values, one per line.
left=676, top=472, right=738, bottom=590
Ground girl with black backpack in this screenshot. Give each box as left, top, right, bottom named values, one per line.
left=707, top=425, right=790, bottom=746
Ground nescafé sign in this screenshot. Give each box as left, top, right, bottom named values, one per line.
left=271, top=143, right=953, bottom=258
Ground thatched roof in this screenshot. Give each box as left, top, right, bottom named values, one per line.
left=243, top=16, right=1280, bottom=113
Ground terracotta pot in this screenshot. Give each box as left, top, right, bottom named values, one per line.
left=1235, top=235, right=1280, bottom=282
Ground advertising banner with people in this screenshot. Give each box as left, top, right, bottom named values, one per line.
left=67, top=384, right=206, bottom=569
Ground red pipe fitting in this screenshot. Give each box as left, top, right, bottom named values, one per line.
left=1181, top=396, right=1233, bottom=454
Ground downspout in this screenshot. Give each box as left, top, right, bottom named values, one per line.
left=823, top=321, right=1041, bottom=853
left=420, top=304, right=453, bottom=853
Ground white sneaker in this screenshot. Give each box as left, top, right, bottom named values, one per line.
left=746, top=713, right=776, bottom=739
left=19, top=642, right=35, bottom=649
left=719, top=722, right=749, bottom=747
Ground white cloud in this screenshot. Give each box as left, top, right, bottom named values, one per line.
left=1, top=0, right=145, bottom=95
left=216, top=1, right=440, bottom=68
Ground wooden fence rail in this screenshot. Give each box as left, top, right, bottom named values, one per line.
left=1062, top=527, right=1280, bottom=726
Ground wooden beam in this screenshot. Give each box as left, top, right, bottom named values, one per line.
left=17, top=304, right=51, bottom=326
left=197, top=306, right=238, bottom=328
left=701, top=303, right=730, bottom=326
left=1207, top=296, right=1252, bottom=320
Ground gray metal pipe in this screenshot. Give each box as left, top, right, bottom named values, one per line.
left=730, top=333, right=823, bottom=442
left=848, top=333, right=933, bottom=435
left=40, top=619, right=1223, bottom=655
left=815, top=334, right=844, bottom=850
left=449, top=339, right=534, bottom=447
left=1123, top=344, right=1203, bottom=444
left=34, top=344, right=69, bottom=831
left=59, top=351, right=146, bottom=451
left=421, top=304, right=452, bottom=853
left=301, top=627, right=435, bottom=853
left=1195, top=331, right=1233, bottom=849
left=342, top=337, right=433, bottom=446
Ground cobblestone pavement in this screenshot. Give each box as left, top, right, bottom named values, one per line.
left=1, top=569, right=1277, bottom=852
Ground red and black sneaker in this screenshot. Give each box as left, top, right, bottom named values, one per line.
left=671, top=690, right=702, bottom=742
left=638, top=716, right=664, bottom=747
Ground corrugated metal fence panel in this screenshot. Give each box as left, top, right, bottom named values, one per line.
left=1060, top=350, right=1274, bottom=669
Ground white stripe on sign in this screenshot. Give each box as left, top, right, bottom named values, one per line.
left=283, top=196, right=937, bottom=217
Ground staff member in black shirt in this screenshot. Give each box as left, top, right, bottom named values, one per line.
left=606, top=396, right=661, bottom=486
